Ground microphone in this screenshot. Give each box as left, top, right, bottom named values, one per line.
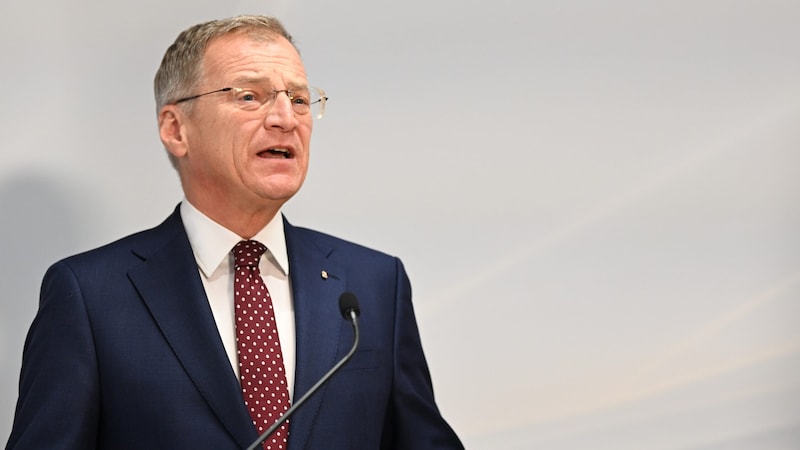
left=246, top=292, right=361, bottom=450
left=338, top=291, right=360, bottom=321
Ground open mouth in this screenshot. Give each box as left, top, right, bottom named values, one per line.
left=258, top=148, right=293, bottom=159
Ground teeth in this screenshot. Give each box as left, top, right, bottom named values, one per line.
left=263, top=148, right=291, bottom=158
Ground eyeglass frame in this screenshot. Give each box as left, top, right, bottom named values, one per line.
left=172, top=85, right=328, bottom=119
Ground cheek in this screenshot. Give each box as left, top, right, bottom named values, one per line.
left=228, top=124, right=260, bottom=162
left=299, top=123, right=313, bottom=154
left=189, top=116, right=233, bottom=154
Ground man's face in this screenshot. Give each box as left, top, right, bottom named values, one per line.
left=174, top=33, right=312, bottom=216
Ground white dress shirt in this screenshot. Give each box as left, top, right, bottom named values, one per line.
left=180, top=200, right=296, bottom=399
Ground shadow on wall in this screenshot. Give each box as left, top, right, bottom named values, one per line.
left=0, top=170, right=102, bottom=442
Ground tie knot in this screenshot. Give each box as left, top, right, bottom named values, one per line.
left=232, top=240, right=267, bottom=268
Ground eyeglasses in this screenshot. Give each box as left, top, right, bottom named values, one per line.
left=174, top=85, right=328, bottom=119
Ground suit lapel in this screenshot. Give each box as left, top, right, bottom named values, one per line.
left=127, top=210, right=257, bottom=449
left=284, top=219, right=346, bottom=450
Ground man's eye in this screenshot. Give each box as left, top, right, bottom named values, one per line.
left=292, top=96, right=310, bottom=105
left=234, top=89, right=262, bottom=103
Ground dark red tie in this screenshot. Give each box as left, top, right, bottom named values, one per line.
left=232, top=240, right=290, bottom=449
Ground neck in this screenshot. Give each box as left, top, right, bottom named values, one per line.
left=185, top=196, right=282, bottom=239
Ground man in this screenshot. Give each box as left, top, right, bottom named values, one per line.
left=6, top=15, right=463, bottom=450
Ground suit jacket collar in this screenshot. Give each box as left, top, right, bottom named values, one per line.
left=283, top=217, right=347, bottom=450
left=126, top=208, right=258, bottom=448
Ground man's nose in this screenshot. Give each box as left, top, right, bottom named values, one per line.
left=264, top=90, right=297, bottom=128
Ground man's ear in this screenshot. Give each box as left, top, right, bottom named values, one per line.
left=158, top=105, right=189, bottom=159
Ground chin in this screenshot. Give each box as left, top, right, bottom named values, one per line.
left=249, top=174, right=305, bottom=198
left=256, top=184, right=303, bottom=203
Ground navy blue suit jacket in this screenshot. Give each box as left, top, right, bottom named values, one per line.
left=7, top=207, right=463, bottom=449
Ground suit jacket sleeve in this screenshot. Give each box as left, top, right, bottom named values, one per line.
left=7, top=261, right=100, bottom=449
left=383, top=258, right=463, bottom=450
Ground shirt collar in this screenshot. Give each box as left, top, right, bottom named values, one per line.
left=180, top=200, right=289, bottom=278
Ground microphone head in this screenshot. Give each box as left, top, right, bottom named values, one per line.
left=338, top=292, right=361, bottom=319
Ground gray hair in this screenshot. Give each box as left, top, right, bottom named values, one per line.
left=153, top=15, right=294, bottom=113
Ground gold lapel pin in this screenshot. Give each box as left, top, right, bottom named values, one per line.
left=321, top=270, right=329, bottom=280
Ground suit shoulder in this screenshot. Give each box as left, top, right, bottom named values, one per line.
left=54, top=209, right=184, bottom=271
left=288, top=224, right=400, bottom=263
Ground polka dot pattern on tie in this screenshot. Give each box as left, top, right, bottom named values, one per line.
left=233, top=240, right=290, bottom=450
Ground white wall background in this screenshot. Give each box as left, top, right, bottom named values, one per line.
left=2, top=1, right=799, bottom=448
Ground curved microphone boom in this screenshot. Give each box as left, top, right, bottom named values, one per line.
left=246, top=292, right=361, bottom=450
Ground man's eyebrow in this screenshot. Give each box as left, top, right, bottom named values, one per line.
left=230, top=75, right=270, bottom=85
left=230, top=76, right=308, bottom=90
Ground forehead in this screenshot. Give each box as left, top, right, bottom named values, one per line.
left=201, top=33, right=307, bottom=85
